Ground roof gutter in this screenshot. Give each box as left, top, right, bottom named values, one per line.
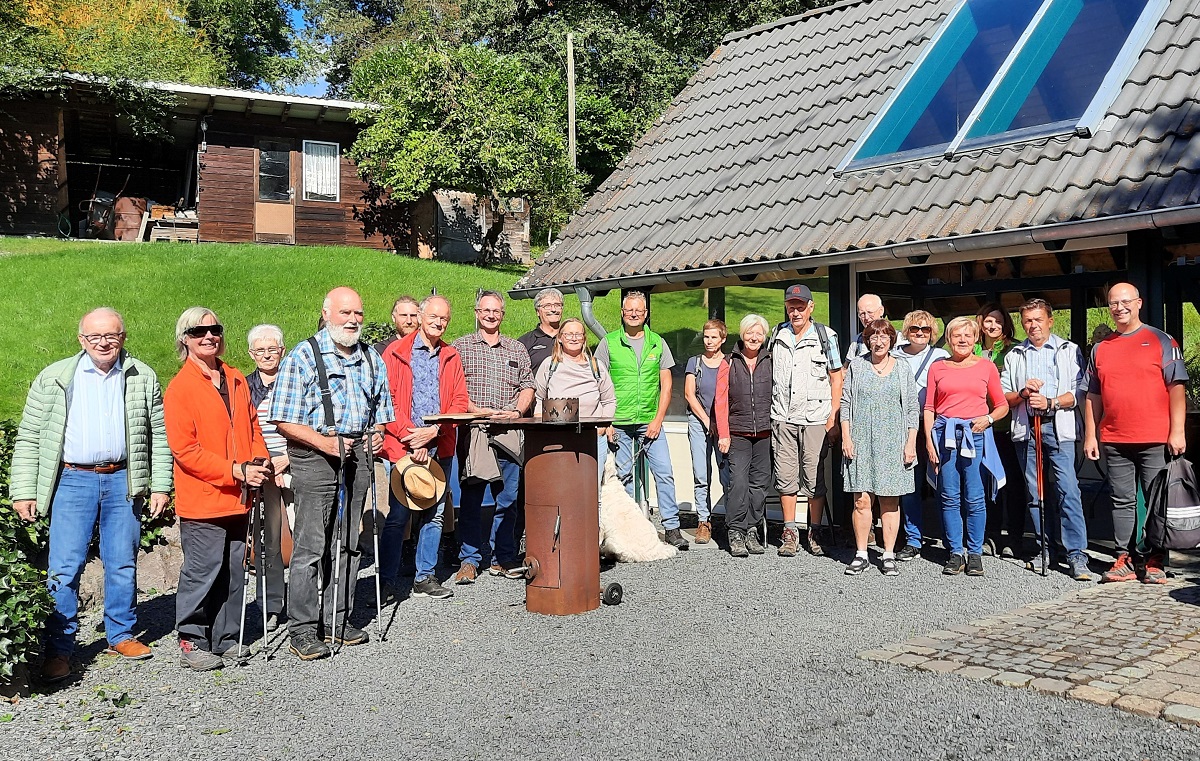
left=509, top=203, right=1200, bottom=300
left=575, top=287, right=607, bottom=341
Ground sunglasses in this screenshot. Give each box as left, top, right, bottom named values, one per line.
left=908, top=326, right=933, bottom=334
left=184, top=324, right=224, bottom=339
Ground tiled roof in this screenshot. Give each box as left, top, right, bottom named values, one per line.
left=515, top=0, right=1200, bottom=296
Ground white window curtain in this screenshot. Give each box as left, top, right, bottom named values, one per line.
left=303, top=141, right=340, bottom=201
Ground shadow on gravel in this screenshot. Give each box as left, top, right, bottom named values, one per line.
left=1169, top=583, right=1200, bottom=606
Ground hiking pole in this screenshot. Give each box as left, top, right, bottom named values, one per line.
left=329, top=436, right=348, bottom=655
left=367, top=430, right=383, bottom=641
left=1033, top=415, right=1048, bottom=577
left=257, top=485, right=270, bottom=662
left=236, top=479, right=257, bottom=665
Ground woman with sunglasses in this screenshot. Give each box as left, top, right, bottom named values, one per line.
left=534, top=317, right=617, bottom=481
left=245, top=324, right=290, bottom=633
left=165, top=309, right=270, bottom=670
left=892, top=311, right=949, bottom=561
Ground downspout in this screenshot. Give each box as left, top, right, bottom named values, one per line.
left=575, top=286, right=606, bottom=341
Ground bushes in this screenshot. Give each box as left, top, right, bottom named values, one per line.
left=0, top=419, right=53, bottom=679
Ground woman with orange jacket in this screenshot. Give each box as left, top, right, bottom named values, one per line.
left=165, top=307, right=270, bottom=671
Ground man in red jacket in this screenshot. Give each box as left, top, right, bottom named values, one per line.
left=380, top=295, right=469, bottom=599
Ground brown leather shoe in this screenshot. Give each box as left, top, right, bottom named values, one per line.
left=41, top=654, right=71, bottom=683
left=452, top=562, right=478, bottom=585
left=694, top=521, right=712, bottom=544
left=105, top=638, right=152, bottom=660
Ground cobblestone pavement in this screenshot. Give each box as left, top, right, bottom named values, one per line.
left=861, top=578, right=1200, bottom=727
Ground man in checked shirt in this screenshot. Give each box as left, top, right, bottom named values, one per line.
left=450, top=290, right=535, bottom=584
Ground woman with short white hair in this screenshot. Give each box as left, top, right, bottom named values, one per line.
left=924, top=316, right=1010, bottom=577
left=714, top=314, right=773, bottom=557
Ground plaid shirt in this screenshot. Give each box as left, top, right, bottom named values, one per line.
left=267, top=329, right=394, bottom=434
left=451, top=331, right=534, bottom=411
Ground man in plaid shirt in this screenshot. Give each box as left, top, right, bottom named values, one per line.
left=268, top=287, right=394, bottom=660
left=450, top=290, right=534, bottom=584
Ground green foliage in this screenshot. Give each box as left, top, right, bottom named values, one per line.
left=349, top=40, right=583, bottom=241
left=360, top=321, right=394, bottom=347
left=184, top=0, right=297, bottom=89
left=0, top=419, right=53, bottom=681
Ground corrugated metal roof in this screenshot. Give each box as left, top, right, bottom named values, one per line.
left=515, top=0, right=1200, bottom=296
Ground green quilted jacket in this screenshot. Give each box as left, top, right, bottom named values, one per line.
left=10, top=351, right=173, bottom=516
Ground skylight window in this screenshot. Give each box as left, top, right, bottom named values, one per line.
left=842, top=0, right=1167, bottom=169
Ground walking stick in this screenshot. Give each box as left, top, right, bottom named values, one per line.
left=257, top=486, right=270, bottom=662
left=367, top=431, right=383, bottom=641
left=329, top=436, right=348, bottom=655
left=236, top=480, right=259, bottom=665
left=1033, top=415, right=1048, bottom=577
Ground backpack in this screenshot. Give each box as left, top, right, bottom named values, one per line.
left=1145, top=456, right=1200, bottom=551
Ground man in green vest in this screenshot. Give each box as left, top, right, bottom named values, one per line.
left=594, top=291, right=689, bottom=550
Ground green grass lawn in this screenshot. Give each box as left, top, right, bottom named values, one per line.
left=0, top=238, right=822, bottom=419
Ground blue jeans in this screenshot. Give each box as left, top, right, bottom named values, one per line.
left=937, top=430, right=987, bottom=556
left=614, top=424, right=680, bottom=530
left=45, top=468, right=141, bottom=656
left=900, top=448, right=935, bottom=549
left=687, top=414, right=728, bottom=521
left=1017, top=421, right=1087, bottom=558
left=380, top=458, right=448, bottom=583
left=458, top=453, right=521, bottom=568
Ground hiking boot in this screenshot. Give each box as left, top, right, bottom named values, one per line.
left=325, top=625, right=369, bottom=646
left=778, top=527, right=799, bottom=557
left=1067, top=554, right=1092, bottom=582
left=489, top=560, right=526, bottom=579
left=965, top=553, right=984, bottom=576
left=220, top=644, right=251, bottom=661
left=179, top=640, right=223, bottom=671
left=105, top=638, right=152, bottom=660
left=845, top=556, right=869, bottom=575
left=452, top=562, right=478, bottom=585
left=805, top=527, right=826, bottom=557
left=265, top=613, right=281, bottom=633
left=744, top=527, right=765, bottom=555
left=942, top=553, right=966, bottom=575
left=895, top=545, right=921, bottom=562
left=694, top=521, right=712, bottom=544
left=1101, top=553, right=1137, bottom=583
left=41, top=654, right=71, bottom=683
left=664, top=528, right=690, bottom=550
left=289, top=632, right=331, bottom=661
left=880, top=557, right=900, bottom=576
left=1142, top=553, right=1168, bottom=585
left=728, top=530, right=748, bottom=558
left=412, top=577, right=454, bottom=599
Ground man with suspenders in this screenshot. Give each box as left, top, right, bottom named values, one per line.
left=268, top=287, right=394, bottom=661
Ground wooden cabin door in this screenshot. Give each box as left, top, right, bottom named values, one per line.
left=254, top=140, right=295, bottom=244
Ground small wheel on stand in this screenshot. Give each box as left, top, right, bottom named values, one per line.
left=602, top=582, right=623, bottom=606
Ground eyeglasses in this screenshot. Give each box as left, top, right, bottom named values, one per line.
left=908, top=326, right=933, bottom=334
left=80, top=332, right=125, bottom=345
left=1107, top=298, right=1138, bottom=310
left=539, top=303, right=564, bottom=311
left=561, top=333, right=586, bottom=340
left=475, top=308, right=504, bottom=316
left=184, top=324, right=224, bottom=339
left=622, top=309, right=646, bottom=316
left=867, top=335, right=892, bottom=343
left=249, top=347, right=283, bottom=357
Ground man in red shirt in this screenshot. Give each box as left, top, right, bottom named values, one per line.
left=1083, top=282, right=1188, bottom=584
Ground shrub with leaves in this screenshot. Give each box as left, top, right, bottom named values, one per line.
left=0, top=419, right=52, bottom=680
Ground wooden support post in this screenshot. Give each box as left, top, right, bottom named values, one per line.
left=1127, top=230, right=1167, bottom=329
left=826, top=264, right=852, bottom=529
left=707, top=286, right=726, bottom=323
left=1070, top=281, right=1088, bottom=348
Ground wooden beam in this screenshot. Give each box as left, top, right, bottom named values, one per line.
left=243, top=99, right=254, bottom=118
left=1054, top=252, right=1073, bottom=275
left=205, top=96, right=215, bottom=115
left=316, top=105, right=328, bottom=125
left=1007, top=257, right=1023, bottom=278
left=280, top=103, right=291, bottom=123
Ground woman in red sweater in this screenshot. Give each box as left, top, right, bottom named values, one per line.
left=165, top=307, right=270, bottom=670
left=923, top=316, right=1009, bottom=577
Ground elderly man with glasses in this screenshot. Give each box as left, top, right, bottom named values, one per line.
left=594, top=291, right=689, bottom=550
left=845, top=293, right=904, bottom=361
left=519, top=288, right=566, bottom=372
left=10, top=308, right=172, bottom=682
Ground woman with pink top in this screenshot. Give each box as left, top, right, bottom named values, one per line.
left=924, top=316, right=1010, bottom=577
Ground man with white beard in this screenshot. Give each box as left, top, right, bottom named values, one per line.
left=269, top=287, right=394, bottom=660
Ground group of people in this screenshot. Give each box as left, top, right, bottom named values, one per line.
left=9, top=279, right=1186, bottom=682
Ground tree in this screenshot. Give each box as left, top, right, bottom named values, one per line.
left=349, top=40, right=582, bottom=256
left=184, top=0, right=297, bottom=89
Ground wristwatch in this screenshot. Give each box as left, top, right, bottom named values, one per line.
left=985, top=414, right=994, bottom=426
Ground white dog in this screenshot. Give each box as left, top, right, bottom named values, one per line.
left=599, top=458, right=677, bottom=562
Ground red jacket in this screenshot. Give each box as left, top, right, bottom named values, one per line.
left=165, top=359, right=269, bottom=519
left=382, top=331, right=470, bottom=461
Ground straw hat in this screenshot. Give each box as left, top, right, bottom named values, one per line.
left=389, top=456, right=448, bottom=510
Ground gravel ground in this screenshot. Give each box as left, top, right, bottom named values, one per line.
left=3, top=535, right=1198, bottom=761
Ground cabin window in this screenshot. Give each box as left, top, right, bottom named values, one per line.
left=258, top=142, right=291, bottom=201
left=843, top=0, right=1166, bottom=169
left=303, top=140, right=340, bottom=202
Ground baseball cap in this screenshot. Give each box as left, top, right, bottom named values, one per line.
left=784, top=284, right=813, bottom=302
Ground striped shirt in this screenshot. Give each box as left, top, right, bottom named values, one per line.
left=267, top=329, right=394, bottom=435
left=451, top=331, right=534, bottom=411
left=247, top=370, right=288, bottom=455
left=63, top=354, right=127, bottom=464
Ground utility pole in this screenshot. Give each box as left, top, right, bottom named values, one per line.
left=567, top=32, right=577, bottom=169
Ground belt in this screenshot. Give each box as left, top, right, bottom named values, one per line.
left=64, top=461, right=127, bottom=474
